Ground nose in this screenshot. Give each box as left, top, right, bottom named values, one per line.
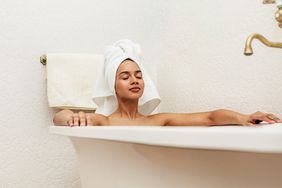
left=130, top=76, right=139, bottom=85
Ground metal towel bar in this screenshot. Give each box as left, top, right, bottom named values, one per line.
left=40, top=54, right=47, bottom=65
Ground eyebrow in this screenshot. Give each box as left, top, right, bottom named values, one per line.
left=118, top=70, right=142, bottom=76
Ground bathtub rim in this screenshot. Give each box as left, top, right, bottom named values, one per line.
left=49, top=123, right=282, bottom=154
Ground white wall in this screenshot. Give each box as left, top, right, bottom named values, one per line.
left=0, top=0, right=282, bottom=187
left=157, top=1, right=282, bottom=114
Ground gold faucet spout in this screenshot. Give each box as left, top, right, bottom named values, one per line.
left=244, top=33, right=282, bottom=56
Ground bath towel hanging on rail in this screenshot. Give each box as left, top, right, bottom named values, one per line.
left=44, top=53, right=104, bottom=110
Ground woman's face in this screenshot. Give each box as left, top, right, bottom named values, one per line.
left=115, top=59, right=144, bottom=100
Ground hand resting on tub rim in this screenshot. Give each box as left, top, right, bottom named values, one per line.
left=53, top=59, right=282, bottom=127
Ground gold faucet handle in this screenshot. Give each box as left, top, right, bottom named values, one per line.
left=263, top=0, right=276, bottom=4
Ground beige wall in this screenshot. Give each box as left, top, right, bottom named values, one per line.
left=0, top=0, right=281, bottom=187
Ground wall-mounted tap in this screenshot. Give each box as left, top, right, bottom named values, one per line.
left=244, top=33, right=282, bottom=56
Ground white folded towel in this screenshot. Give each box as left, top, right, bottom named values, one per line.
left=46, top=53, right=104, bottom=110
left=92, top=39, right=161, bottom=115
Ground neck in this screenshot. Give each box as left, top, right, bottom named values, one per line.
left=115, top=98, right=140, bottom=120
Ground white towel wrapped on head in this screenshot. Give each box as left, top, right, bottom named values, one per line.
left=46, top=53, right=104, bottom=110
left=92, top=39, right=161, bottom=115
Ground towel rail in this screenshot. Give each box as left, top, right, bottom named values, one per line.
left=40, top=54, right=47, bottom=65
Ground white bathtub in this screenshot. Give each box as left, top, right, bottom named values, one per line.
left=50, top=123, right=282, bottom=188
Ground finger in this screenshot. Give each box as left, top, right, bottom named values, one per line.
left=79, top=111, right=86, bottom=126
left=68, top=116, right=74, bottom=127
left=73, top=113, right=79, bottom=126
left=262, top=116, right=276, bottom=124
left=86, top=114, right=93, bottom=126
left=67, top=119, right=73, bottom=127
left=267, top=114, right=281, bottom=123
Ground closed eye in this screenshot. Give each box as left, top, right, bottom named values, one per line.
left=119, top=72, right=129, bottom=80
left=135, top=71, right=142, bottom=79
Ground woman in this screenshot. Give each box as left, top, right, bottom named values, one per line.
left=53, top=40, right=281, bottom=127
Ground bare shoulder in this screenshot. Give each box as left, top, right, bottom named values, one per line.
left=91, top=113, right=109, bottom=125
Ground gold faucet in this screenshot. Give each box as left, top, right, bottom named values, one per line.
left=244, top=33, right=282, bottom=56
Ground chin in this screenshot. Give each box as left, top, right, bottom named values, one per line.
left=127, top=95, right=142, bottom=100
left=126, top=92, right=143, bottom=100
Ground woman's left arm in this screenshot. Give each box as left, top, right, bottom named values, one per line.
left=208, top=109, right=281, bottom=126
left=154, top=109, right=281, bottom=126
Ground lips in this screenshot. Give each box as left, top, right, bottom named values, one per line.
left=129, top=87, right=141, bottom=92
